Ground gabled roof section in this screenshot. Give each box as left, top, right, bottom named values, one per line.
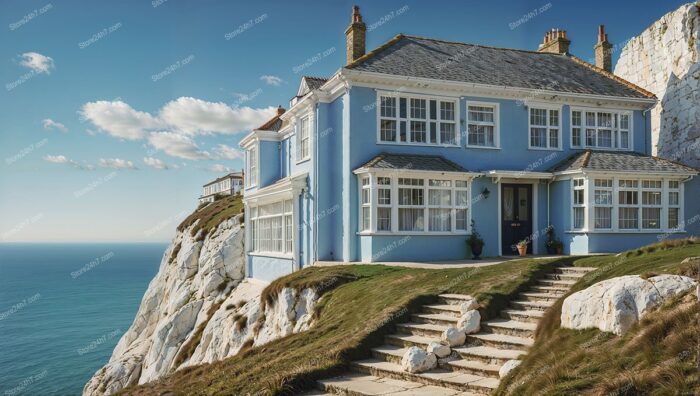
left=355, top=152, right=470, bottom=173
left=297, top=76, right=328, bottom=97
left=256, top=107, right=285, bottom=132
left=549, top=151, right=698, bottom=174
left=346, top=34, right=654, bottom=99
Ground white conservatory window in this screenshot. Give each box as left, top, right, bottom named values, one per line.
left=378, top=94, right=458, bottom=146
left=249, top=199, right=293, bottom=255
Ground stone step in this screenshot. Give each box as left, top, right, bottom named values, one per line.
left=529, top=285, right=569, bottom=295
left=510, top=300, right=555, bottom=312
left=353, top=359, right=497, bottom=394
left=452, top=345, right=525, bottom=366
left=500, top=309, right=545, bottom=323
left=482, top=319, right=536, bottom=338
left=412, top=313, right=459, bottom=326
left=385, top=333, right=434, bottom=349
left=423, top=304, right=462, bottom=316
left=554, top=266, right=596, bottom=274
left=317, top=372, right=476, bottom=396
left=519, top=292, right=561, bottom=302
left=396, top=322, right=447, bottom=338
left=466, top=332, right=533, bottom=351
left=543, top=273, right=585, bottom=281
left=372, top=345, right=501, bottom=380
left=537, top=279, right=577, bottom=287
left=438, top=294, right=475, bottom=306
left=443, top=359, right=501, bottom=379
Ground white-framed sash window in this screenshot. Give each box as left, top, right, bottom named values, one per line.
left=529, top=106, right=561, bottom=150
left=572, top=178, right=585, bottom=229
left=296, top=116, right=310, bottom=162
left=249, top=199, right=293, bottom=255
left=466, top=102, right=499, bottom=148
left=377, top=93, right=459, bottom=146
left=247, top=145, right=258, bottom=187
left=571, top=108, right=632, bottom=150
left=593, top=179, right=613, bottom=229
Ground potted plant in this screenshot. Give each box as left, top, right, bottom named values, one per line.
left=466, top=220, right=485, bottom=259
left=516, top=239, right=528, bottom=257
left=545, top=226, right=557, bottom=255
left=554, top=239, right=564, bottom=255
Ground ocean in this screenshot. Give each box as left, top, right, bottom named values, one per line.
left=0, top=243, right=165, bottom=396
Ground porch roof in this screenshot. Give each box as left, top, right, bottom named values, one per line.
left=549, top=151, right=698, bottom=175
left=354, top=153, right=472, bottom=174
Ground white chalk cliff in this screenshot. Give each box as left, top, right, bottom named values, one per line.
left=615, top=3, right=700, bottom=167
left=83, top=213, right=319, bottom=395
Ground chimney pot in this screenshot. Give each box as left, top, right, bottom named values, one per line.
left=538, top=27, right=571, bottom=54
left=345, top=5, right=367, bottom=64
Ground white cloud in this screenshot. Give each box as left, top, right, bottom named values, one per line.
left=143, top=157, right=170, bottom=170
left=80, top=101, right=163, bottom=140
left=259, top=75, right=283, bottom=86
left=19, top=52, right=54, bottom=74
left=43, top=155, right=94, bottom=170
left=208, top=164, right=232, bottom=173
left=42, top=118, right=67, bottom=132
left=213, top=144, right=244, bottom=160
left=158, top=97, right=274, bottom=135
left=147, top=132, right=212, bottom=160
left=98, top=158, right=137, bottom=170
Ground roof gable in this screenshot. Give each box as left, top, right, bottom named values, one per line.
left=346, top=35, right=653, bottom=99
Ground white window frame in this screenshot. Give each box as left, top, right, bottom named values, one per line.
left=249, top=199, right=294, bottom=257
left=376, top=91, right=460, bottom=147
left=592, top=179, right=613, bottom=230
left=528, top=104, right=562, bottom=150
left=466, top=101, right=500, bottom=149
left=570, top=107, right=633, bottom=151
left=356, top=172, right=473, bottom=235
left=571, top=178, right=585, bottom=230
left=246, top=145, right=258, bottom=188
left=296, top=116, right=311, bottom=163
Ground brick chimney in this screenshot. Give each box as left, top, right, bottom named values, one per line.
left=538, top=28, right=571, bottom=54
left=594, top=25, right=613, bottom=72
left=345, top=5, right=366, bottom=64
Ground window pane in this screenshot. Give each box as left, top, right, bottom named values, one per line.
left=549, top=128, right=558, bottom=148
left=378, top=188, right=391, bottom=205
left=668, top=208, right=679, bottom=229
left=668, top=180, right=680, bottom=189
left=642, top=208, right=660, bottom=229
left=430, top=122, right=437, bottom=143
left=619, top=208, right=638, bottom=229
left=429, top=189, right=451, bottom=206
left=455, top=180, right=468, bottom=188
left=595, top=190, right=612, bottom=205
left=399, top=98, right=407, bottom=118
left=377, top=177, right=391, bottom=185
left=380, top=96, right=396, bottom=117
left=574, top=189, right=584, bottom=205
left=620, top=114, right=629, bottom=129
left=549, top=110, right=559, bottom=126
left=620, top=130, right=629, bottom=149
left=410, top=121, right=426, bottom=142
left=377, top=208, right=391, bottom=231
left=362, top=207, right=370, bottom=231
left=597, top=112, right=612, bottom=128
left=530, top=127, right=547, bottom=147
left=573, top=207, right=585, bottom=229
left=530, top=108, right=547, bottom=126
left=440, top=101, right=455, bottom=121
left=399, top=208, right=424, bottom=231
left=456, top=209, right=468, bottom=230
left=410, top=98, right=426, bottom=119
left=440, top=123, right=456, bottom=145
left=598, top=129, right=612, bottom=147
left=585, top=112, right=596, bottom=127
left=619, top=191, right=638, bottom=205
left=429, top=208, right=451, bottom=231
left=669, top=191, right=679, bottom=206
left=468, top=106, right=494, bottom=122
left=380, top=119, right=397, bottom=142
left=455, top=190, right=468, bottom=206
left=572, top=111, right=581, bottom=126
left=572, top=128, right=581, bottom=146
left=595, top=207, right=612, bottom=229
left=642, top=191, right=661, bottom=205
left=586, top=129, right=596, bottom=146
left=429, top=100, right=437, bottom=120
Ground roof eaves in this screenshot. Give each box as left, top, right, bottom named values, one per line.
left=567, top=55, right=656, bottom=99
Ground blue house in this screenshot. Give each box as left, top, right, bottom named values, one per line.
left=240, top=7, right=699, bottom=281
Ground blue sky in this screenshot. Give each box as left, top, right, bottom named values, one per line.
left=0, top=0, right=688, bottom=242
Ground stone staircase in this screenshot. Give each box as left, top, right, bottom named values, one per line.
left=312, top=265, right=596, bottom=395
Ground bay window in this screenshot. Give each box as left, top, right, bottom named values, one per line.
left=593, top=179, right=613, bottom=229
left=572, top=178, right=585, bottom=229
left=467, top=103, right=498, bottom=148
left=359, top=173, right=472, bottom=234
left=249, top=199, right=293, bottom=255
left=571, top=109, right=631, bottom=150
left=529, top=107, right=560, bottom=149
left=668, top=180, right=680, bottom=229
left=378, top=94, right=458, bottom=146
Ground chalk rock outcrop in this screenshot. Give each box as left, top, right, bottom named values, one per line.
left=457, top=310, right=481, bottom=334
left=401, top=346, right=437, bottom=373
left=615, top=3, right=700, bottom=167
left=426, top=341, right=451, bottom=358
left=83, top=213, right=319, bottom=395
left=441, top=326, right=466, bottom=347
left=561, top=274, right=697, bottom=335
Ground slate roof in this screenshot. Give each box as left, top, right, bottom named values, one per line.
left=297, top=76, right=328, bottom=97
left=356, top=153, right=469, bottom=173
left=346, top=35, right=654, bottom=99
left=256, top=108, right=285, bottom=131
left=549, top=151, right=697, bottom=174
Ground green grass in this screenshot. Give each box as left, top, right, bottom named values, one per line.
left=177, top=194, right=244, bottom=241
left=118, top=256, right=571, bottom=396
left=496, top=238, right=700, bottom=396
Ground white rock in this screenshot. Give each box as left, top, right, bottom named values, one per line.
left=561, top=274, right=697, bottom=335
left=499, top=359, right=522, bottom=378
left=400, top=346, right=437, bottom=373
left=457, top=309, right=481, bottom=334
left=458, top=298, right=479, bottom=314
left=426, top=341, right=451, bottom=358
left=441, top=326, right=466, bottom=347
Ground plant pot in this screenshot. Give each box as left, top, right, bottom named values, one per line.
left=517, top=245, right=527, bottom=256
left=469, top=243, right=483, bottom=259
left=546, top=245, right=556, bottom=255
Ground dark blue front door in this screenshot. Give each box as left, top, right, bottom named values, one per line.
left=501, top=184, right=533, bottom=255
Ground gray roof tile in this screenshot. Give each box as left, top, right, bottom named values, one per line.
left=347, top=35, right=652, bottom=99
left=549, top=151, right=697, bottom=173
left=357, top=153, right=469, bottom=173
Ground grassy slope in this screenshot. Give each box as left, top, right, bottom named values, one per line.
left=119, top=256, right=575, bottom=395
left=496, top=239, right=700, bottom=396
left=177, top=195, right=244, bottom=241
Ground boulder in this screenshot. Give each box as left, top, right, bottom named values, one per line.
left=458, top=298, right=479, bottom=314
left=499, top=359, right=522, bottom=378
left=457, top=310, right=480, bottom=334
left=400, top=346, right=437, bottom=373
left=561, top=274, right=697, bottom=335
left=441, top=326, right=466, bottom=347
left=426, top=341, right=451, bottom=358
